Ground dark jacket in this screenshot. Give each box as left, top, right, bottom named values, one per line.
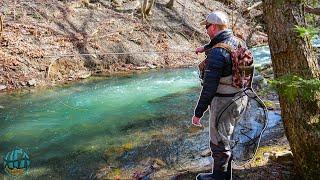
left=194, top=29, right=240, bottom=118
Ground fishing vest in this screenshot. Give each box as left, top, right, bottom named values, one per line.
left=198, top=37, right=254, bottom=89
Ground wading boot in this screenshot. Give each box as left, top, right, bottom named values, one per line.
left=196, top=170, right=228, bottom=180
left=196, top=142, right=233, bottom=180
left=225, top=155, right=232, bottom=180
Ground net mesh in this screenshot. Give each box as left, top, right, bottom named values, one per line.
left=217, top=88, right=268, bottom=166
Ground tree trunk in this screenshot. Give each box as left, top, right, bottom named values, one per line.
left=0, top=15, right=3, bottom=41
left=141, top=0, right=148, bottom=19
left=166, top=0, right=174, bottom=9
left=263, top=0, right=320, bottom=178
left=145, top=0, right=155, bottom=15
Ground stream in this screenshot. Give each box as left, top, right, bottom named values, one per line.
left=0, top=38, right=319, bottom=178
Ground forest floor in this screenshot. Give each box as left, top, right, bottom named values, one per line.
left=0, top=0, right=268, bottom=91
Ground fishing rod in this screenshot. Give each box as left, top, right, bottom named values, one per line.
left=43, top=50, right=196, bottom=58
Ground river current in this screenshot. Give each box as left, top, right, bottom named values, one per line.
left=0, top=39, right=319, bottom=178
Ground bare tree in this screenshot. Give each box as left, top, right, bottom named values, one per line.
left=141, top=0, right=155, bottom=19
left=166, top=0, right=175, bottom=9
left=141, top=0, right=177, bottom=19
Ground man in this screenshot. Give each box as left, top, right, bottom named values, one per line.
left=192, top=11, right=248, bottom=180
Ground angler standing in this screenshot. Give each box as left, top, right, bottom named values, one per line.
left=192, top=11, right=253, bottom=180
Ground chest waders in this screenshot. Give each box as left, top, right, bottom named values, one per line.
left=216, top=87, right=268, bottom=167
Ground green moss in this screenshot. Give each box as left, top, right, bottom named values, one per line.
left=264, top=100, right=274, bottom=109
left=251, top=145, right=290, bottom=167
left=270, top=75, right=320, bottom=103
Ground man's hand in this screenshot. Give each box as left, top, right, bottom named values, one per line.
left=192, top=116, right=202, bottom=127
left=195, top=46, right=205, bottom=54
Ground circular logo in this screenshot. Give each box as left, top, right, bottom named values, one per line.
left=3, top=148, right=31, bottom=177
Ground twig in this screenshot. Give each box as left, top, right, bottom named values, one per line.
left=0, top=14, right=3, bottom=40
left=305, top=5, right=320, bottom=16
left=244, top=1, right=263, bottom=14
left=14, top=0, right=17, bottom=21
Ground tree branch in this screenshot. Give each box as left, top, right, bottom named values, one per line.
left=305, top=5, right=320, bottom=16
left=244, top=1, right=262, bottom=13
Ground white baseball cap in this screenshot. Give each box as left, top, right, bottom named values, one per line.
left=200, top=11, right=229, bottom=25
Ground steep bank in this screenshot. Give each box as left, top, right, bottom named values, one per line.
left=0, top=0, right=267, bottom=91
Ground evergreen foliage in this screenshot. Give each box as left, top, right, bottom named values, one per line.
left=294, top=25, right=319, bottom=39
left=270, top=75, right=320, bottom=103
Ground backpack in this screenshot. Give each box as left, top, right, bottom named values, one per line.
left=198, top=38, right=254, bottom=88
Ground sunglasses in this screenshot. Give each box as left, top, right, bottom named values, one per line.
left=205, top=24, right=213, bottom=29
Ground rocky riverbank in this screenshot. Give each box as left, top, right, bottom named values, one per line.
left=0, top=0, right=268, bottom=91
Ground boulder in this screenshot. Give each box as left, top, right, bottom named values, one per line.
left=0, top=84, right=7, bottom=90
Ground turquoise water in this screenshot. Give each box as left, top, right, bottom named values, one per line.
left=252, top=36, right=320, bottom=66
left=313, top=35, right=320, bottom=48
left=0, top=69, right=199, bottom=161
left=251, top=46, right=271, bottom=66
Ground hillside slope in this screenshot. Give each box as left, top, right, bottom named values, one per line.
left=0, top=0, right=267, bottom=91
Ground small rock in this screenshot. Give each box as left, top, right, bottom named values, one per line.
left=21, top=81, right=27, bottom=86
left=0, top=105, right=4, bottom=109
left=274, top=102, right=281, bottom=110
left=147, top=64, right=157, bottom=69
left=27, top=79, right=37, bottom=86
left=263, top=152, right=271, bottom=161
left=261, top=63, right=272, bottom=70
left=261, top=79, right=269, bottom=88
left=269, top=151, right=293, bottom=164
left=0, top=84, right=7, bottom=90
left=91, top=166, right=111, bottom=180
left=78, top=71, right=91, bottom=79
left=253, top=75, right=263, bottom=84
left=136, top=66, right=147, bottom=70
left=200, top=149, right=211, bottom=157
left=39, top=66, right=47, bottom=71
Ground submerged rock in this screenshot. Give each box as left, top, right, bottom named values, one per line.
left=200, top=149, right=211, bottom=157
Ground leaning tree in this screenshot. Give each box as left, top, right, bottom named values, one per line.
left=263, top=0, right=320, bottom=178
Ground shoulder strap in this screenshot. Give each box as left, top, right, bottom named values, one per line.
left=234, top=36, right=246, bottom=48
left=213, top=42, right=234, bottom=53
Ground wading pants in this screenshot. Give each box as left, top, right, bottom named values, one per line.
left=209, top=94, right=248, bottom=180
